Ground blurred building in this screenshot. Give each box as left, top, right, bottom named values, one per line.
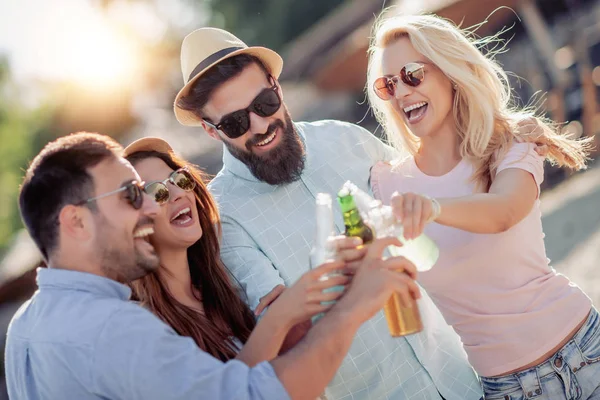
left=280, top=0, right=600, bottom=157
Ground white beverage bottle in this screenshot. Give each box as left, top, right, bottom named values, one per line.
left=309, top=193, right=344, bottom=323
left=343, top=181, right=439, bottom=272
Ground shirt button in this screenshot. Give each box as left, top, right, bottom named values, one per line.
left=581, top=362, right=586, bottom=367
left=536, top=389, right=542, bottom=395
left=554, top=357, right=563, bottom=368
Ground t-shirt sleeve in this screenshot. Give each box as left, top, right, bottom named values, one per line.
left=496, top=142, right=544, bottom=196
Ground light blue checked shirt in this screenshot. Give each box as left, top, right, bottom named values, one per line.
left=209, top=120, right=483, bottom=400
left=5, top=268, right=289, bottom=400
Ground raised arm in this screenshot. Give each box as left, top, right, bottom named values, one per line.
left=94, top=238, right=419, bottom=400
left=391, top=142, right=544, bottom=238
left=236, top=259, right=349, bottom=367
left=434, top=167, right=538, bottom=233
left=271, top=237, right=420, bottom=400
left=237, top=236, right=367, bottom=367
left=93, top=306, right=291, bottom=400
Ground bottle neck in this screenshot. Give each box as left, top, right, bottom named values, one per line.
left=343, top=208, right=366, bottom=229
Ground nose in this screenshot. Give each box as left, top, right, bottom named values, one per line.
left=167, top=181, right=187, bottom=203
left=247, top=111, right=271, bottom=135
left=141, top=192, right=160, bottom=218
left=393, top=79, right=414, bottom=99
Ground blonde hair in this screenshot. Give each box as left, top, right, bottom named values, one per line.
left=367, top=11, right=593, bottom=189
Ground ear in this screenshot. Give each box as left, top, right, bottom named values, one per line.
left=200, top=121, right=222, bottom=141
left=58, top=204, right=94, bottom=242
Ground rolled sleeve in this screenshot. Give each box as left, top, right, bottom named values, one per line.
left=92, top=305, right=290, bottom=400
left=220, top=216, right=285, bottom=310
left=497, top=142, right=544, bottom=197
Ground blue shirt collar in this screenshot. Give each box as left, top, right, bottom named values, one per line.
left=221, top=122, right=308, bottom=183
left=36, top=268, right=132, bottom=300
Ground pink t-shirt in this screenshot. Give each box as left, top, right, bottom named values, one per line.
left=371, top=142, right=592, bottom=377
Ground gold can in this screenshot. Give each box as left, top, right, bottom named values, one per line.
left=383, top=293, right=423, bottom=336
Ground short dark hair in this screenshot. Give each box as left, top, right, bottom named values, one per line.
left=176, top=54, right=271, bottom=118
left=19, top=132, right=123, bottom=260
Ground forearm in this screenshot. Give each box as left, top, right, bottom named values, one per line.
left=236, top=311, right=290, bottom=367
left=436, top=194, right=519, bottom=233
left=270, top=309, right=358, bottom=400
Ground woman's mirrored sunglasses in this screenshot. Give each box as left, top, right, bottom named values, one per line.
left=373, top=62, right=425, bottom=101
left=144, top=168, right=196, bottom=205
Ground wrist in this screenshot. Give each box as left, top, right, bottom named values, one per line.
left=427, top=197, right=442, bottom=222
left=261, top=302, right=294, bottom=331
left=263, top=308, right=295, bottom=338
left=322, top=305, right=361, bottom=334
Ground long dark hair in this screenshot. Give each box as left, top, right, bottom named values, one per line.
left=126, top=150, right=256, bottom=361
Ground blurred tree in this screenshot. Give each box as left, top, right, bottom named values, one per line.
left=99, top=0, right=347, bottom=51
left=0, top=58, right=55, bottom=256
left=207, top=0, right=346, bottom=51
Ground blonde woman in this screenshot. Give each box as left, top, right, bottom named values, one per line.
left=367, top=12, right=600, bottom=400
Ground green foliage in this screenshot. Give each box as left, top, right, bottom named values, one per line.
left=0, top=60, right=54, bottom=256
left=208, top=0, right=346, bottom=51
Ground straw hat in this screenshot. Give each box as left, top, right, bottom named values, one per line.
left=123, top=137, right=174, bottom=158
left=173, top=27, right=284, bottom=127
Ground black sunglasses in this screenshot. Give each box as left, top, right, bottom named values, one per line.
left=143, top=168, right=196, bottom=205
left=373, top=62, right=425, bottom=101
left=203, top=76, right=282, bottom=139
left=80, top=180, right=145, bottom=210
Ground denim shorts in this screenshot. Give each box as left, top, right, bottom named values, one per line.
left=481, top=307, right=600, bottom=400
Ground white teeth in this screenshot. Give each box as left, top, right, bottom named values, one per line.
left=170, top=207, right=191, bottom=222
left=256, top=131, right=276, bottom=147
left=172, top=216, right=192, bottom=226
left=134, top=227, right=154, bottom=238
left=403, top=102, right=427, bottom=113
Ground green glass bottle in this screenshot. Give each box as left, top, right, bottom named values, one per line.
left=337, top=186, right=374, bottom=244
left=338, top=181, right=425, bottom=337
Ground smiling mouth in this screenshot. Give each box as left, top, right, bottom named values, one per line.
left=170, top=207, right=193, bottom=225
left=133, top=226, right=154, bottom=242
left=255, top=130, right=277, bottom=147
left=403, top=102, right=428, bottom=122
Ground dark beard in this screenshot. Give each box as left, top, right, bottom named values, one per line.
left=96, top=214, right=159, bottom=283
left=223, top=110, right=305, bottom=185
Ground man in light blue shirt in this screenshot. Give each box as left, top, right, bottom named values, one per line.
left=6, top=132, right=422, bottom=400
left=174, top=28, right=484, bottom=399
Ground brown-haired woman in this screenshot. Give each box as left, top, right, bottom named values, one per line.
left=123, top=137, right=351, bottom=366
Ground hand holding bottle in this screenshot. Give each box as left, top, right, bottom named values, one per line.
left=332, top=237, right=421, bottom=325
left=264, top=260, right=351, bottom=329
left=343, top=182, right=439, bottom=273
left=256, top=236, right=366, bottom=324
left=390, top=191, right=441, bottom=240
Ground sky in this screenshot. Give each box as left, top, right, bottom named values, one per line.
left=0, top=0, right=205, bottom=86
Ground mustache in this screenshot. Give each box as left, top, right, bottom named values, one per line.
left=246, top=119, right=285, bottom=150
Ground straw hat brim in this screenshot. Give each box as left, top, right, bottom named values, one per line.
left=174, top=46, right=283, bottom=127
left=123, top=137, right=174, bottom=158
